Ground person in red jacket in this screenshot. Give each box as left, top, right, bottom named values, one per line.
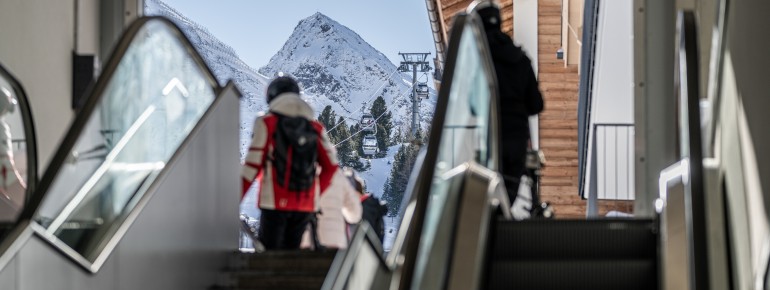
left=242, top=75, right=339, bottom=250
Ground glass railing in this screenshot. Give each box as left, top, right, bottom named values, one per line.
left=322, top=222, right=391, bottom=290
left=315, top=5, right=501, bottom=290
left=0, top=64, right=38, bottom=236
left=25, top=17, right=220, bottom=270
left=410, top=8, right=499, bottom=289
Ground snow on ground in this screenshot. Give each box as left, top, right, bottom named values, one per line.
left=358, top=144, right=401, bottom=199
left=358, top=144, right=408, bottom=252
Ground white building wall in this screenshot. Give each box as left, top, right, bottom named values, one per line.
left=586, top=0, right=636, bottom=201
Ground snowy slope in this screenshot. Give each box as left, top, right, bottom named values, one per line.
left=144, top=0, right=269, bottom=158
left=143, top=2, right=432, bottom=218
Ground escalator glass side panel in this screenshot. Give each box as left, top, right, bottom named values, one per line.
left=410, top=13, right=498, bottom=290
left=0, top=64, right=38, bottom=237
left=32, top=17, right=219, bottom=268
left=322, top=222, right=391, bottom=290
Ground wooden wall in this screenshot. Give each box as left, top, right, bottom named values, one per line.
left=536, top=0, right=632, bottom=218
left=434, top=0, right=633, bottom=218
left=536, top=0, right=583, bottom=218
left=438, top=0, right=513, bottom=36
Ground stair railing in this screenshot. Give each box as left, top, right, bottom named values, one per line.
left=657, top=10, right=709, bottom=290
left=586, top=123, right=635, bottom=217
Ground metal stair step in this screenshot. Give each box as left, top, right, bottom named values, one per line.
left=491, top=219, right=657, bottom=261
left=487, top=259, right=657, bottom=290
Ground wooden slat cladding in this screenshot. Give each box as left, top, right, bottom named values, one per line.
left=433, top=0, right=634, bottom=218
left=439, top=0, right=515, bottom=41
left=536, top=0, right=632, bottom=218
left=537, top=0, right=582, bottom=218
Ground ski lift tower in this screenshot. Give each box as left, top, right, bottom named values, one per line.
left=398, top=52, right=431, bottom=140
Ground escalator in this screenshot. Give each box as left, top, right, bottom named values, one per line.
left=486, top=219, right=658, bottom=290
left=322, top=4, right=717, bottom=290
left=215, top=251, right=336, bottom=290
left=0, top=63, right=38, bottom=249
left=0, top=16, right=241, bottom=288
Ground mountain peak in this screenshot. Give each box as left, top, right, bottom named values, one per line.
left=260, top=13, right=401, bottom=105
left=258, top=12, right=435, bottom=137
left=294, top=12, right=346, bottom=39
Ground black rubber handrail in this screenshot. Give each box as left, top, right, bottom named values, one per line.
left=677, top=10, right=709, bottom=290
left=0, top=63, right=39, bottom=269
left=0, top=63, right=39, bottom=213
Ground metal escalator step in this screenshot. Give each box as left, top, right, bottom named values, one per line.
left=215, top=250, right=337, bottom=290
left=228, top=250, right=336, bottom=271
left=487, top=259, right=657, bottom=290
left=228, top=271, right=328, bottom=290
left=492, top=219, right=657, bottom=261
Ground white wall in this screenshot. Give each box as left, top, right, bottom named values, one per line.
left=591, top=0, right=634, bottom=124
left=585, top=0, right=636, bottom=201
left=0, top=0, right=80, bottom=174
left=513, top=0, right=540, bottom=148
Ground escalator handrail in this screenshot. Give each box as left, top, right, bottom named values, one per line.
left=392, top=8, right=500, bottom=289
left=321, top=221, right=388, bottom=290
left=8, top=16, right=228, bottom=272
left=21, top=16, right=221, bottom=222
left=0, top=63, right=39, bottom=272
left=676, top=10, right=710, bottom=290
left=0, top=63, right=39, bottom=213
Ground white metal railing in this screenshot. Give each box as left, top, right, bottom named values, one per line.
left=586, top=123, right=635, bottom=217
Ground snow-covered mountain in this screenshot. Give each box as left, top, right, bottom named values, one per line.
left=144, top=2, right=434, bottom=212
left=260, top=12, right=436, bottom=131
left=144, top=1, right=428, bottom=250
left=144, top=0, right=268, bottom=151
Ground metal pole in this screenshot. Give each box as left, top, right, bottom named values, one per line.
left=412, top=63, right=419, bottom=139
left=633, top=0, right=677, bottom=217
left=587, top=125, right=599, bottom=217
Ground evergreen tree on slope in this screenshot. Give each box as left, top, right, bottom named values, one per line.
left=382, top=143, right=420, bottom=216
left=370, top=96, right=393, bottom=153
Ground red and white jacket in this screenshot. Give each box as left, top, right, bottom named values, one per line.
left=241, top=92, right=339, bottom=212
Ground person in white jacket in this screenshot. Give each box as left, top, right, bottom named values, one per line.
left=302, top=168, right=363, bottom=249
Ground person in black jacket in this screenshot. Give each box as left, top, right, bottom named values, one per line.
left=477, top=3, right=544, bottom=206
left=345, top=168, right=387, bottom=242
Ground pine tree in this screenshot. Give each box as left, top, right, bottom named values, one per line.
left=335, top=116, right=356, bottom=167
left=370, top=96, right=393, bottom=156
left=393, top=126, right=403, bottom=144
left=348, top=124, right=359, bottom=151
left=350, top=123, right=364, bottom=156
left=318, top=105, right=337, bottom=139
left=375, top=124, right=389, bottom=158
left=382, top=143, right=420, bottom=216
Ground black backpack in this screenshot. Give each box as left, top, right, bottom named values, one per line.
left=271, top=113, right=319, bottom=192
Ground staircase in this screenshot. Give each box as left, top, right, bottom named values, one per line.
left=486, top=219, right=659, bottom=290
left=213, top=250, right=336, bottom=290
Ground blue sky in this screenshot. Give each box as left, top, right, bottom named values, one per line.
left=160, top=0, right=436, bottom=69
